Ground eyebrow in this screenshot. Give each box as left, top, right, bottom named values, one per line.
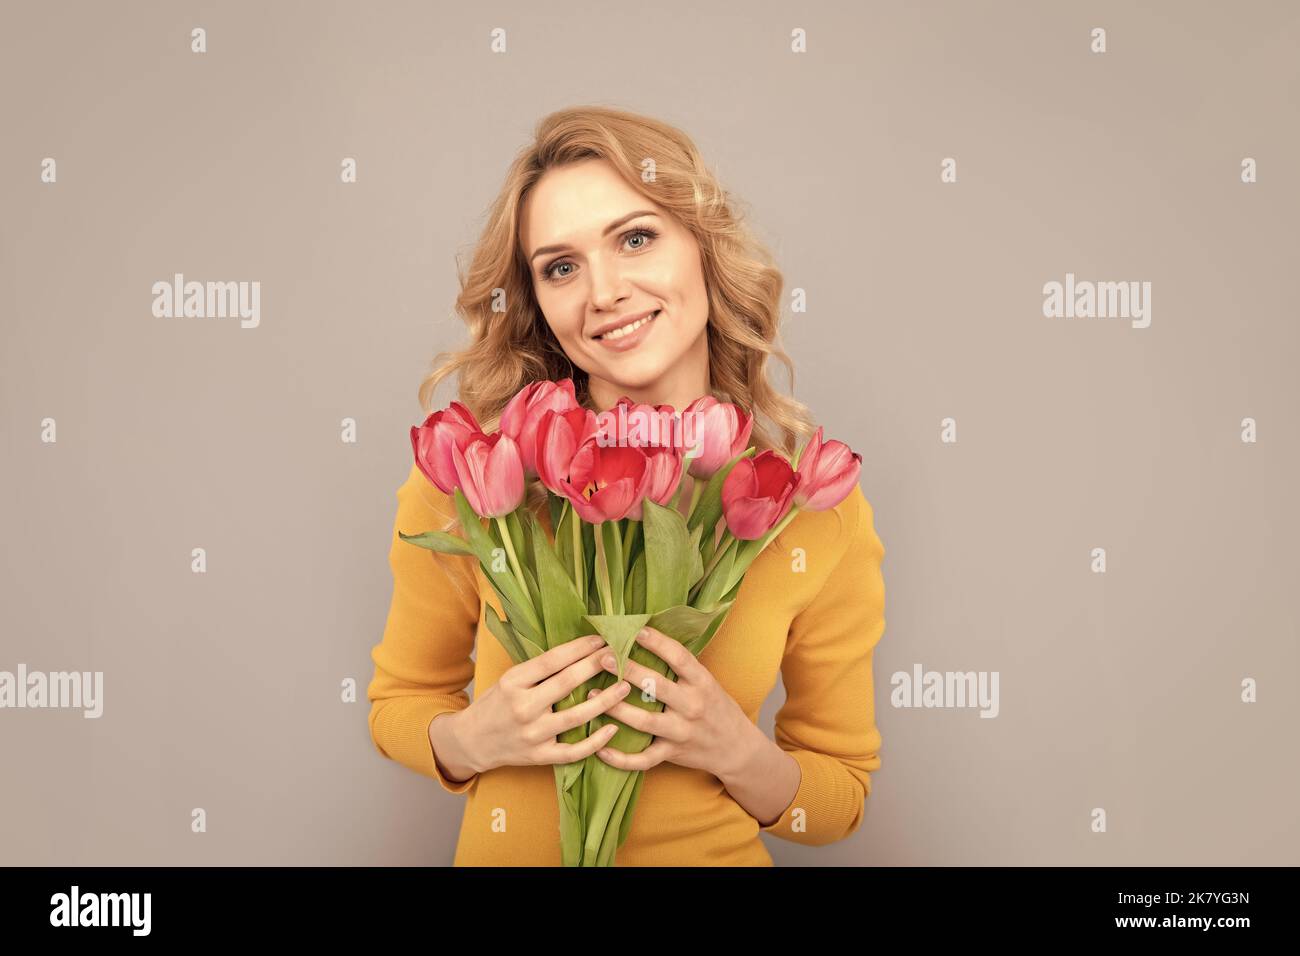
left=528, top=210, right=660, bottom=263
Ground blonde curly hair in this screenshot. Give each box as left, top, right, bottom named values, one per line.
left=418, top=105, right=818, bottom=525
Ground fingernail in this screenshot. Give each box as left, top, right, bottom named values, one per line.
left=587, top=690, right=596, bottom=699
left=635, top=628, right=649, bottom=641
left=589, top=635, right=604, bottom=647
left=616, top=681, right=629, bottom=694
left=601, top=655, right=615, bottom=669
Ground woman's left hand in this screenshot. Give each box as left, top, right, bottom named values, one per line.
left=588, top=625, right=756, bottom=779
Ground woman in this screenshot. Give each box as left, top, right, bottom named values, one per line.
left=367, top=106, right=887, bottom=866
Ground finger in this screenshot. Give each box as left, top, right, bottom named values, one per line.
left=598, top=696, right=685, bottom=741
left=532, top=646, right=616, bottom=705
left=631, top=627, right=705, bottom=683
left=599, top=651, right=684, bottom=708
left=542, top=680, right=630, bottom=737
left=506, top=634, right=605, bottom=688
left=544, top=721, right=620, bottom=764
left=596, top=738, right=673, bottom=772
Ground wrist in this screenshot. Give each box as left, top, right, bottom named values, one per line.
left=716, top=719, right=769, bottom=788
left=429, top=709, right=484, bottom=781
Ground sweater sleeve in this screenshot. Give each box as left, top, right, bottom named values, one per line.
left=367, top=461, right=482, bottom=795
left=758, top=484, right=886, bottom=846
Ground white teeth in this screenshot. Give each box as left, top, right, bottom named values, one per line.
left=601, top=311, right=658, bottom=340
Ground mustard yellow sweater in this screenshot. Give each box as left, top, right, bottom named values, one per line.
left=367, top=460, right=887, bottom=865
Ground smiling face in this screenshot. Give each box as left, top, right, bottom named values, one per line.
left=518, top=158, right=711, bottom=413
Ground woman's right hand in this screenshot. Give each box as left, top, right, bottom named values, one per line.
left=442, top=635, right=631, bottom=775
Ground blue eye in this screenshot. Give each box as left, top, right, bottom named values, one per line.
left=541, top=226, right=660, bottom=282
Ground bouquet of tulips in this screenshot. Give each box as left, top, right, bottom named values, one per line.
left=402, top=379, right=861, bottom=866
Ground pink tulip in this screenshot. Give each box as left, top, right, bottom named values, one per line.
left=451, top=431, right=526, bottom=517
left=410, top=401, right=482, bottom=495
left=682, top=396, right=754, bottom=479
left=596, top=396, right=682, bottom=449
left=628, top=443, right=685, bottom=520
left=500, top=379, right=579, bottom=476
left=793, top=427, right=862, bottom=511
left=535, top=406, right=600, bottom=495
left=558, top=438, right=649, bottom=523
left=721, top=450, right=801, bottom=540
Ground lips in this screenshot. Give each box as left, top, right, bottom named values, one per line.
left=593, top=310, right=660, bottom=340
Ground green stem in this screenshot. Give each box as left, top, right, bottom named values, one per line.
left=494, top=515, right=530, bottom=598
left=690, top=533, right=738, bottom=605
left=593, top=520, right=613, bottom=615
left=717, top=506, right=804, bottom=598
left=571, top=503, right=585, bottom=596
left=623, top=519, right=642, bottom=579
left=685, top=479, right=704, bottom=523
left=668, top=463, right=691, bottom=511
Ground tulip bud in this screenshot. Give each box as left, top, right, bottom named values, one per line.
left=411, top=401, right=482, bottom=494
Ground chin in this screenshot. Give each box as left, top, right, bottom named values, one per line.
left=596, top=351, right=677, bottom=389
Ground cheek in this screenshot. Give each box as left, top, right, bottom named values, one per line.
left=537, top=292, right=584, bottom=344
left=664, top=251, right=708, bottom=312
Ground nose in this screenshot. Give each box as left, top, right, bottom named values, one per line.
left=586, top=254, right=632, bottom=313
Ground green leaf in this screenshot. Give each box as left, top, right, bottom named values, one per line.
left=554, top=764, right=583, bottom=867
left=450, top=488, right=494, bottom=563
left=683, top=602, right=735, bottom=658
left=521, top=561, right=542, bottom=615
left=624, top=520, right=643, bottom=569
left=598, top=772, right=640, bottom=866
left=693, top=539, right=737, bottom=608
left=616, top=770, right=646, bottom=848
left=582, top=522, right=596, bottom=588
left=531, top=515, right=590, bottom=653
left=506, top=509, right=530, bottom=564
left=624, top=549, right=647, bottom=615
left=452, top=489, right=544, bottom=646
left=582, top=612, right=651, bottom=681
left=483, top=603, right=527, bottom=666
left=547, top=494, right=565, bottom=544
left=700, top=525, right=717, bottom=568
left=517, top=630, right=546, bottom=660
left=582, top=757, right=634, bottom=866
left=512, top=511, right=544, bottom=612
left=647, top=602, right=731, bottom=648
left=397, top=529, right=476, bottom=556
left=686, top=523, right=704, bottom=589
left=556, top=501, right=577, bottom=587
left=641, top=498, right=690, bottom=613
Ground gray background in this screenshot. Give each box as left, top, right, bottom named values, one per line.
left=1, top=0, right=1296, bottom=864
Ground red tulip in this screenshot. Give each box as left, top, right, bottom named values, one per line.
left=500, top=379, right=579, bottom=476
left=628, top=443, right=685, bottom=520
left=558, top=438, right=649, bottom=523
left=535, top=406, right=600, bottom=495
left=682, top=396, right=753, bottom=479
left=451, top=431, right=525, bottom=517
left=721, top=450, right=801, bottom=540
left=410, top=401, right=482, bottom=495
left=793, top=427, right=862, bottom=511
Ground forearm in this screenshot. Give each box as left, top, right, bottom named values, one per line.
left=717, top=725, right=801, bottom=828
left=428, top=711, right=479, bottom=782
